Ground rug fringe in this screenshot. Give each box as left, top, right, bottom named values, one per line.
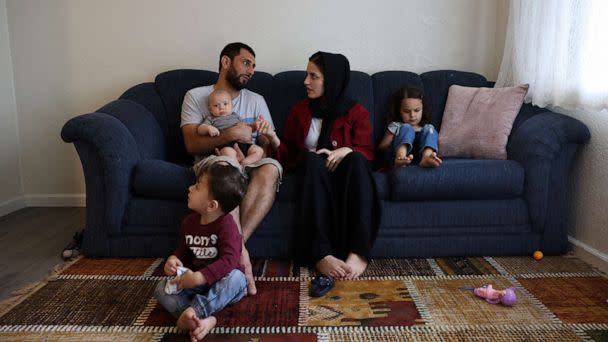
left=0, top=256, right=82, bottom=318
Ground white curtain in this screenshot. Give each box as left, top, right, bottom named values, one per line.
left=496, top=0, right=608, bottom=111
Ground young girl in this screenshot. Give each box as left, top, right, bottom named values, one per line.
left=378, top=86, right=442, bottom=168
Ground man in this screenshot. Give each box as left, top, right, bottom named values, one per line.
left=181, top=42, right=281, bottom=296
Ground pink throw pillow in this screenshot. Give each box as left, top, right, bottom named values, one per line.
left=438, top=84, right=529, bottom=159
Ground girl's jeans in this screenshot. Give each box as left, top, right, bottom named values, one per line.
left=386, top=123, right=438, bottom=165
left=154, top=268, right=247, bottom=319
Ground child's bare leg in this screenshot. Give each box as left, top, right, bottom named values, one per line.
left=419, top=148, right=442, bottom=168
left=240, top=145, right=264, bottom=166
left=344, top=253, right=368, bottom=280
left=190, top=315, right=217, bottom=341
left=316, top=255, right=353, bottom=279
left=394, top=144, right=413, bottom=167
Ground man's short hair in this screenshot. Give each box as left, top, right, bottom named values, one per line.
left=219, top=42, right=255, bottom=72
left=199, top=163, right=247, bottom=214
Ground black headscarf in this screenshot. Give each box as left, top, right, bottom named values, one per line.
left=308, top=51, right=355, bottom=150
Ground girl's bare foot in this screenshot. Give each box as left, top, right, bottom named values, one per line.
left=394, top=145, right=413, bottom=167
left=419, top=151, right=442, bottom=168
left=189, top=315, right=217, bottom=341
left=344, top=253, right=368, bottom=279
left=315, top=255, right=352, bottom=279
left=394, top=154, right=413, bottom=167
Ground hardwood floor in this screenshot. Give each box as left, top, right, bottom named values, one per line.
left=0, top=207, right=85, bottom=301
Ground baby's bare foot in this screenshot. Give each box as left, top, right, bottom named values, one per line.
left=419, top=152, right=442, bottom=168
left=190, top=315, right=217, bottom=341
left=344, top=253, right=368, bottom=279
left=316, top=255, right=352, bottom=279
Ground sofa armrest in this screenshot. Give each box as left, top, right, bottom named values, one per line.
left=507, top=111, right=590, bottom=253
left=62, top=112, right=140, bottom=255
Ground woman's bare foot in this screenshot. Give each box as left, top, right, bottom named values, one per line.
left=315, top=255, right=352, bottom=279
left=419, top=150, right=442, bottom=168
left=240, top=247, right=257, bottom=295
left=189, top=315, right=217, bottom=341
left=344, top=253, right=368, bottom=279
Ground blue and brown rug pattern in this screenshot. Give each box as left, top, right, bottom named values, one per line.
left=0, top=255, right=606, bottom=341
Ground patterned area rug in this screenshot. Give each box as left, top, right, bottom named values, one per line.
left=1, top=255, right=607, bottom=341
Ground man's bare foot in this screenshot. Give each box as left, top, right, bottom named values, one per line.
left=419, top=151, right=442, bottom=168
left=344, top=253, right=368, bottom=279
left=177, top=307, right=198, bottom=331
left=315, top=255, right=352, bottom=279
left=240, top=247, right=257, bottom=295
left=189, top=315, right=217, bottom=341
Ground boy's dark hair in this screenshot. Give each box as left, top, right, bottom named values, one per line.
left=388, top=86, right=432, bottom=126
left=199, top=163, right=247, bottom=214
left=219, top=42, right=255, bottom=71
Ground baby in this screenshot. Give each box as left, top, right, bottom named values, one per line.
left=197, top=89, right=264, bottom=166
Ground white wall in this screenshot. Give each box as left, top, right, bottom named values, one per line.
left=0, top=0, right=24, bottom=216
left=3, top=0, right=606, bottom=266
left=565, top=108, right=608, bottom=269
left=4, top=0, right=502, bottom=204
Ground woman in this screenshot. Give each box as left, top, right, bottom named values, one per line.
left=275, top=51, right=380, bottom=291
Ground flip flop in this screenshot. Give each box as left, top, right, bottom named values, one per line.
left=310, top=275, right=335, bottom=297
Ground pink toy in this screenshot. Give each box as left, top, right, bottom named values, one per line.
left=473, top=284, right=517, bottom=306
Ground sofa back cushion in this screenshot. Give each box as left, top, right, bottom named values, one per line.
left=153, top=69, right=273, bottom=165
left=420, top=70, right=488, bottom=130
left=371, top=71, right=423, bottom=145
left=270, top=71, right=374, bottom=140
left=155, top=70, right=219, bottom=164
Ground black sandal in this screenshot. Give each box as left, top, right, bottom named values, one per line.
left=310, top=274, right=335, bottom=297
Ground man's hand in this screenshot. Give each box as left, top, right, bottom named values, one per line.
left=255, top=117, right=280, bottom=150
left=224, top=122, right=253, bottom=144
left=164, top=255, right=183, bottom=276
left=317, top=147, right=353, bottom=172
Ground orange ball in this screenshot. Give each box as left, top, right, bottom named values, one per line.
left=533, top=250, right=543, bottom=261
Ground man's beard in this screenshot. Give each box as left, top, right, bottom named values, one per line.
left=226, top=67, right=248, bottom=90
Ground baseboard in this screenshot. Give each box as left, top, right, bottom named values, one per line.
left=24, top=194, right=86, bottom=207
left=568, top=235, right=608, bottom=274
left=0, top=196, right=26, bottom=217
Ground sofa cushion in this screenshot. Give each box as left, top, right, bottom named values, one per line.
left=420, top=70, right=488, bottom=130
left=133, top=159, right=195, bottom=201
left=371, top=71, right=423, bottom=145
left=124, top=197, right=190, bottom=230
left=439, top=84, right=528, bottom=159
left=277, top=171, right=389, bottom=201
left=388, top=159, right=524, bottom=201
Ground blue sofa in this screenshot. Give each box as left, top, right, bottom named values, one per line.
left=61, top=69, right=590, bottom=258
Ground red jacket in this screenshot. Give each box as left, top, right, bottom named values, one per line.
left=277, top=99, right=374, bottom=167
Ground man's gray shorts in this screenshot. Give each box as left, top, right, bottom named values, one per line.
left=193, top=155, right=283, bottom=192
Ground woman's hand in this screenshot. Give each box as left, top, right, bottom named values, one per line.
left=317, top=147, right=353, bottom=172
left=164, top=255, right=183, bottom=276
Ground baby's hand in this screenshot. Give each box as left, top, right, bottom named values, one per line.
left=164, top=255, right=183, bottom=276
left=209, top=126, right=220, bottom=137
